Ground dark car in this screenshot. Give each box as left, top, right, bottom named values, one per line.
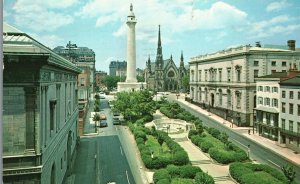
left=100, top=120, right=108, bottom=127
left=112, top=117, right=120, bottom=125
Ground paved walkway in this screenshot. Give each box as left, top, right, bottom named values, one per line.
left=147, top=110, right=235, bottom=184
left=177, top=97, right=300, bottom=166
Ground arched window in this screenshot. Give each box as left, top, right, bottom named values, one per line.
left=168, top=70, right=175, bottom=77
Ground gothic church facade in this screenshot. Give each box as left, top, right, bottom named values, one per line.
left=145, top=25, right=187, bottom=92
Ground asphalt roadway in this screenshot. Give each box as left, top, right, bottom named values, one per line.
left=73, top=98, right=136, bottom=184
left=166, top=94, right=300, bottom=183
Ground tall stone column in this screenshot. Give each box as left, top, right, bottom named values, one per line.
left=126, top=4, right=137, bottom=83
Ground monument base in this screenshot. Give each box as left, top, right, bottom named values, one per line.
left=117, top=82, right=146, bottom=92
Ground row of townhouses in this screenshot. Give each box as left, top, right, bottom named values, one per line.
left=189, top=40, right=300, bottom=152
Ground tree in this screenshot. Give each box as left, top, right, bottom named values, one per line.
left=157, top=133, right=164, bottom=147
left=281, top=165, right=296, bottom=184
left=102, top=76, right=125, bottom=90
left=137, top=75, right=145, bottom=82
left=181, top=75, right=190, bottom=92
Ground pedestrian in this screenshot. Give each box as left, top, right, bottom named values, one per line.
left=248, top=129, right=250, bottom=135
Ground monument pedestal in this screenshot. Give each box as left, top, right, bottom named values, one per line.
left=117, top=82, right=146, bottom=92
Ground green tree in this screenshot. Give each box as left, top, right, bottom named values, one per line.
left=181, top=75, right=190, bottom=92
left=281, top=165, right=296, bottom=184
left=102, top=76, right=125, bottom=90
left=137, top=75, right=145, bottom=82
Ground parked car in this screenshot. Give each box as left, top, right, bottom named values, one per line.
left=112, top=117, right=120, bottom=125
left=100, top=120, right=108, bottom=127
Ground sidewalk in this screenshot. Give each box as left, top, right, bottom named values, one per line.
left=177, top=98, right=300, bottom=166
left=83, top=98, right=97, bottom=135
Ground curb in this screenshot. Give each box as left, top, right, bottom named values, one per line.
left=178, top=99, right=300, bottom=168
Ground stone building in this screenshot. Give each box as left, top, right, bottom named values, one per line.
left=109, top=61, right=127, bottom=77
left=255, top=70, right=300, bottom=141
left=189, top=41, right=300, bottom=126
left=145, top=25, right=187, bottom=92
left=279, top=74, right=300, bottom=152
left=3, top=23, right=81, bottom=184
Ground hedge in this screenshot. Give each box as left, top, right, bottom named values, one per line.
left=130, top=121, right=189, bottom=169
left=230, top=162, right=288, bottom=184
left=154, top=165, right=214, bottom=184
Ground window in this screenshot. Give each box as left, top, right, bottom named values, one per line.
left=289, top=120, right=293, bottom=131
left=282, top=102, right=286, bottom=113
left=259, top=86, right=263, bottom=91
left=237, top=70, right=241, bottom=82
left=271, top=70, right=276, bottom=73
left=265, top=86, right=270, bottom=92
left=266, top=113, right=271, bottom=124
left=298, top=104, right=300, bottom=116
left=191, top=70, right=195, bottom=82
left=265, top=97, right=270, bottom=106
left=272, top=99, right=278, bottom=107
left=298, top=122, right=300, bottom=133
left=298, top=92, right=300, bottom=100
left=289, top=103, right=294, bottom=114
left=254, top=60, right=259, bottom=66
left=227, top=91, right=231, bottom=106
left=271, top=61, right=276, bottom=66
left=236, top=92, right=241, bottom=108
left=227, top=69, right=231, bottom=82
left=272, top=87, right=278, bottom=93
left=219, top=70, right=222, bottom=82
left=254, top=70, right=259, bottom=78
left=219, top=91, right=222, bottom=105
left=289, top=91, right=294, bottom=99
left=198, top=70, right=201, bottom=81
left=205, top=70, right=207, bottom=81
left=282, top=119, right=285, bottom=129
left=282, top=61, right=286, bottom=67
left=258, top=97, right=263, bottom=105
left=80, top=78, right=85, bottom=86
left=282, top=91, right=286, bottom=98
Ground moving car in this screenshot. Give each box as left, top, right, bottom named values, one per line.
left=100, top=114, right=106, bottom=120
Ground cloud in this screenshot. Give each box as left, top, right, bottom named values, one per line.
left=266, top=0, right=289, bottom=12
left=11, top=0, right=77, bottom=32
left=248, top=15, right=300, bottom=39
left=28, top=33, right=65, bottom=49
left=78, top=0, right=247, bottom=45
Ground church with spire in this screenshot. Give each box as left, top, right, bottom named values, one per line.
left=145, top=25, right=188, bottom=92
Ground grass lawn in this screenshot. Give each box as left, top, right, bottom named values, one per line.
left=240, top=171, right=285, bottom=184
left=171, top=178, right=194, bottom=184
left=145, top=135, right=172, bottom=158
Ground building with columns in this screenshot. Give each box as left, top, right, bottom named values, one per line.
left=3, top=23, right=81, bottom=184
left=145, top=25, right=187, bottom=92
left=189, top=41, right=300, bottom=127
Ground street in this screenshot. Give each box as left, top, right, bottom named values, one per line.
left=167, top=94, right=300, bottom=183
left=73, top=97, right=136, bottom=184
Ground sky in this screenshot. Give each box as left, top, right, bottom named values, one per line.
left=3, top=0, right=300, bottom=73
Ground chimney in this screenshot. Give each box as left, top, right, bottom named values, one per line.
left=287, top=40, right=295, bottom=51
left=255, top=41, right=261, bottom=47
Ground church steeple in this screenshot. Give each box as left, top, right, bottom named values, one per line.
left=155, top=25, right=163, bottom=69
left=180, top=50, right=184, bottom=67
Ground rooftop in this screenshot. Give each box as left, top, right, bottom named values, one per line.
left=280, top=74, right=300, bottom=86
left=256, top=71, right=300, bottom=81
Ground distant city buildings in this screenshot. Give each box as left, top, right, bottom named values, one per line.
left=145, top=25, right=188, bottom=92
left=3, top=23, right=81, bottom=184
left=109, top=60, right=127, bottom=77
left=95, top=70, right=108, bottom=90
left=189, top=40, right=300, bottom=127
left=53, top=42, right=96, bottom=98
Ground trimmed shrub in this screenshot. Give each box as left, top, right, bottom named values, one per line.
left=133, top=130, right=147, bottom=141
left=136, top=137, right=145, bottom=145
left=153, top=169, right=171, bottom=183
left=157, top=179, right=171, bottom=184
left=172, top=151, right=189, bottom=165
left=230, top=162, right=288, bottom=184
left=195, top=172, right=215, bottom=184
left=188, top=130, right=198, bottom=139
left=179, top=165, right=202, bottom=179
left=208, top=127, right=221, bottom=139
left=199, top=140, right=214, bottom=153
left=166, top=165, right=181, bottom=177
